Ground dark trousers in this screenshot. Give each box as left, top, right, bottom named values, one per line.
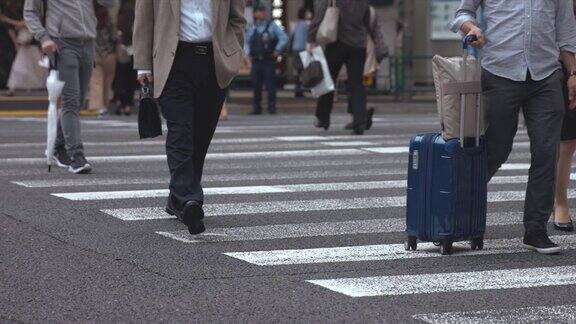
left=113, top=57, right=137, bottom=108
left=251, top=59, right=276, bottom=113
left=483, top=69, right=565, bottom=233
left=158, top=42, right=226, bottom=211
left=316, top=42, right=367, bottom=127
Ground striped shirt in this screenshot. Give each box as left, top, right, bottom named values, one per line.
left=450, top=0, right=576, bottom=81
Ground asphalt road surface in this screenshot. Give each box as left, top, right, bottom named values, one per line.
left=1, top=112, right=576, bottom=323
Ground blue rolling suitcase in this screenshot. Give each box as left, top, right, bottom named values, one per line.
left=405, top=36, right=487, bottom=255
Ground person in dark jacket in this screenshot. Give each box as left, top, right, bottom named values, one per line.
left=244, top=5, right=288, bottom=115
left=308, top=0, right=371, bottom=135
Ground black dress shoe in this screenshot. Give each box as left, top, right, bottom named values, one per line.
left=366, top=107, right=375, bottom=130
left=352, top=125, right=365, bottom=135
left=183, top=201, right=205, bottom=235
left=344, top=122, right=353, bottom=130
left=314, top=118, right=330, bottom=131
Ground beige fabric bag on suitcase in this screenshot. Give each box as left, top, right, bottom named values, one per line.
left=316, top=0, right=339, bottom=45
left=432, top=54, right=484, bottom=141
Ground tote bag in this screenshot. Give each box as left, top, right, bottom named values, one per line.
left=316, top=0, right=339, bottom=45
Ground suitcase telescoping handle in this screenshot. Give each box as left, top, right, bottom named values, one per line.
left=459, top=35, right=481, bottom=148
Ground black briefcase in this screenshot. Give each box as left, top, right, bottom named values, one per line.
left=138, top=83, right=163, bottom=139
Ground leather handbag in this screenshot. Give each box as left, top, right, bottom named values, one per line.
left=316, top=0, right=339, bottom=45
left=301, top=60, right=324, bottom=88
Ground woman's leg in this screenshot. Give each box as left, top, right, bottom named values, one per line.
left=554, top=139, right=576, bottom=223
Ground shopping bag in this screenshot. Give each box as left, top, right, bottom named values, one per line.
left=301, top=61, right=324, bottom=88
left=299, top=47, right=335, bottom=98
left=316, top=0, right=339, bottom=45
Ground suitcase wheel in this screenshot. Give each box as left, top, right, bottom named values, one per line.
left=470, top=237, right=484, bottom=251
left=405, top=236, right=418, bottom=251
left=440, top=240, right=454, bottom=255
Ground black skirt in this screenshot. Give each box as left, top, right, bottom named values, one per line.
left=562, top=69, right=576, bottom=141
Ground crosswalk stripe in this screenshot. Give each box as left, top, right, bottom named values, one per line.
left=12, top=168, right=403, bottom=188
left=158, top=212, right=523, bottom=244
left=51, top=180, right=406, bottom=201
left=101, top=189, right=576, bottom=221
left=0, top=139, right=537, bottom=164
left=412, top=305, right=576, bottom=323
left=0, top=148, right=366, bottom=164
left=50, top=173, right=576, bottom=201
left=224, top=233, right=573, bottom=266
left=306, top=265, right=576, bottom=297
left=14, top=161, right=566, bottom=188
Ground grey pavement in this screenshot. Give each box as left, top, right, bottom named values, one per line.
left=1, top=111, right=576, bottom=323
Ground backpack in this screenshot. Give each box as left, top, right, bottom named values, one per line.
left=249, top=21, right=278, bottom=61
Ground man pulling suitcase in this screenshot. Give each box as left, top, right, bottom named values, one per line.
left=450, top=0, right=576, bottom=254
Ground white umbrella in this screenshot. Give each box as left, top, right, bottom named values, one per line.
left=44, top=56, right=65, bottom=172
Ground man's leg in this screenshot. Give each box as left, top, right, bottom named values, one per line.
left=264, top=60, right=277, bottom=113
left=482, top=70, right=524, bottom=181
left=192, top=53, right=226, bottom=190
left=55, top=40, right=83, bottom=157
left=316, top=43, right=345, bottom=124
left=345, top=46, right=368, bottom=131
left=522, top=70, right=565, bottom=233
left=252, top=61, right=263, bottom=114
left=158, top=46, right=197, bottom=212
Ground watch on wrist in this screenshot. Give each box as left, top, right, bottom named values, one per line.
left=569, top=70, right=576, bottom=79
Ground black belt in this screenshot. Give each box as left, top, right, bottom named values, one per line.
left=178, top=41, right=212, bottom=55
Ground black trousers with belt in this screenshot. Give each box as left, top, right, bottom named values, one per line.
left=316, top=41, right=367, bottom=128
left=158, top=42, right=226, bottom=212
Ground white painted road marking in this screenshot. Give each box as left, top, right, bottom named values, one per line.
left=224, top=234, right=574, bottom=265
left=101, top=189, right=576, bottom=221
left=412, top=305, right=576, bottom=323
left=51, top=181, right=405, bottom=201
left=13, top=169, right=404, bottom=188
left=162, top=212, right=523, bottom=244
left=50, top=174, right=576, bottom=201
left=307, top=265, right=576, bottom=297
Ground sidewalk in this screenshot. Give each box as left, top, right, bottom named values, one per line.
left=0, top=89, right=436, bottom=117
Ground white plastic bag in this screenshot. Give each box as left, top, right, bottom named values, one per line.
left=299, top=46, right=335, bottom=98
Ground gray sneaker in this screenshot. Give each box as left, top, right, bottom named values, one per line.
left=69, top=152, right=92, bottom=174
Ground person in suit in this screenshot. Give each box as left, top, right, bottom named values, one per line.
left=134, top=0, right=246, bottom=235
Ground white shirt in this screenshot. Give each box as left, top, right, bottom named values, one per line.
left=138, top=0, right=213, bottom=76
left=180, top=0, right=213, bottom=43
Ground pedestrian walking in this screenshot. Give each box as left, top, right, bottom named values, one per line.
left=244, top=5, right=288, bottom=115
left=291, top=7, right=313, bottom=98
left=111, top=2, right=136, bottom=116
left=24, top=0, right=115, bottom=174
left=133, top=0, right=247, bottom=235
left=344, top=5, right=387, bottom=131
left=308, top=0, right=371, bottom=135
left=451, top=0, right=576, bottom=254
left=554, top=0, right=576, bottom=233
left=88, top=4, right=118, bottom=116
